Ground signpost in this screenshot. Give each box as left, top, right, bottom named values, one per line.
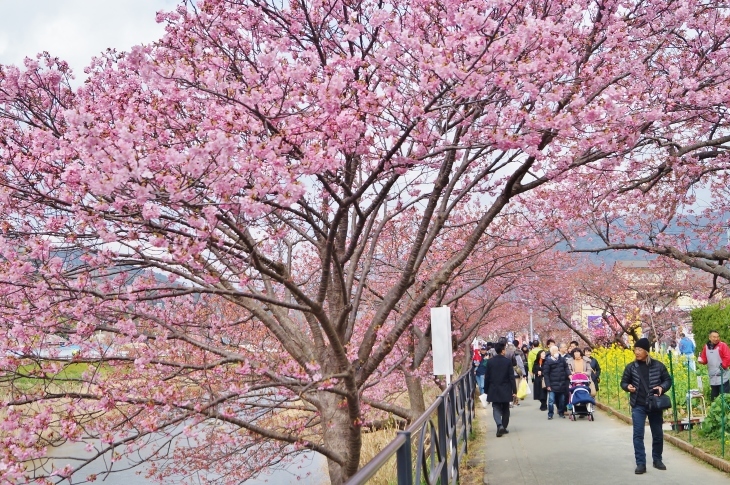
left=431, top=305, right=457, bottom=474
left=431, top=306, right=453, bottom=385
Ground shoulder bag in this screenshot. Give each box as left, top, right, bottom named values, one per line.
left=588, top=378, right=597, bottom=397
left=638, top=364, right=671, bottom=411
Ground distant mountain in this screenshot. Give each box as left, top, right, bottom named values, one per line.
left=558, top=214, right=729, bottom=264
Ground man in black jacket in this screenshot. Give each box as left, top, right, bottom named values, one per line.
left=484, top=342, right=518, bottom=437
left=621, top=338, right=672, bottom=475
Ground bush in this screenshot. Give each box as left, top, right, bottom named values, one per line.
left=699, top=396, right=730, bottom=441
left=690, top=302, right=730, bottom=353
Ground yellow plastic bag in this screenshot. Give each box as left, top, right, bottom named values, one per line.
left=516, top=378, right=530, bottom=400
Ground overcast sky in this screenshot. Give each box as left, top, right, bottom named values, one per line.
left=0, top=0, right=179, bottom=76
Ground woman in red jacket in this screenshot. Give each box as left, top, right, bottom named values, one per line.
left=697, top=330, right=730, bottom=400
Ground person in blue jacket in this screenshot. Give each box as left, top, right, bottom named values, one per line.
left=678, top=332, right=696, bottom=371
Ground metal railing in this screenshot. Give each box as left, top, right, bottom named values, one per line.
left=346, top=371, right=476, bottom=485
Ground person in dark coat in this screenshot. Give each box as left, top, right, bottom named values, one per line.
left=484, top=342, right=517, bottom=437
left=621, top=338, right=672, bottom=475
left=532, top=350, right=548, bottom=410
left=584, top=347, right=601, bottom=392
left=542, top=345, right=570, bottom=419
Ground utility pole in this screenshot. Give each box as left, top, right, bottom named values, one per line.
left=529, top=308, right=534, bottom=342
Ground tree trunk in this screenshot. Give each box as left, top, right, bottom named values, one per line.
left=320, top=393, right=361, bottom=485
left=404, top=371, right=426, bottom=417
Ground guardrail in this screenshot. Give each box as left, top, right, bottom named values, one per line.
left=345, top=371, right=476, bottom=485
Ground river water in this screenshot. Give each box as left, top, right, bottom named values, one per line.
left=13, top=345, right=330, bottom=484
left=38, top=440, right=329, bottom=484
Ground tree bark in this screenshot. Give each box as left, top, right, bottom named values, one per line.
left=404, top=371, right=426, bottom=417
left=319, top=393, right=361, bottom=485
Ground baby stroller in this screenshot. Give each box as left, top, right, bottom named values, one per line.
left=568, top=373, right=595, bottom=421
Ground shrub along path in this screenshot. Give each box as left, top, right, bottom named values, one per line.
left=480, top=392, right=729, bottom=484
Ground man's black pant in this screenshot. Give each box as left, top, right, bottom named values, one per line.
left=711, top=380, right=730, bottom=399
left=632, top=404, right=663, bottom=466
left=492, top=402, right=510, bottom=429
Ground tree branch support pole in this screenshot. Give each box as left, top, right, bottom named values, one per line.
left=687, top=359, right=692, bottom=442
left=668, top=355, right=679, bottom=431
left=721, top=372, right=726, bottom=458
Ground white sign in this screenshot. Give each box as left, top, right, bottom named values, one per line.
left=431, top=306, right=453, bottom=376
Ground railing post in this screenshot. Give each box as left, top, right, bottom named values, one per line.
left=438, top=394, right=449, bottom=485
left=466, top=374, right=472, bottom=433
left=449, top=384, right=459, bottom=483
left=469, top=371, right=476, bottom=422
left=461, top=377, right=468, bottom=454
left=346, top=371, right=474, bottom=485
left=454, top=379, right=469, bottom=454
left=396, top=430, right=413, bottom=485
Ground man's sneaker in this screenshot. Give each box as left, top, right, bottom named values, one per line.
left=653, top=461, right=666, bottom=470
left=635, top=464, right=646, bottom=474
left=496, top=426, right=505, bottom=437
left=502, top=429, right=509, bottom=434
left=548, top=415, right=553, bottom=420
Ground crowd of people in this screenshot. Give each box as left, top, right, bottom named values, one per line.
left=472, top=330, right=730, bottom=474
left=473, top=338, right=601, bottom=424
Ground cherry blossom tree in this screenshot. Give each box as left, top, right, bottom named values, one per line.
left=384, top=217, right=556, bottom=416
left=525, top=257, right=710, bottom=348
left=565, top=204, right=730, bottom=297
left=2, top=0, right=730, bottom=483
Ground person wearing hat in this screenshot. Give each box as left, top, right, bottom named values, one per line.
left=620, top=337, right=672, bottom=475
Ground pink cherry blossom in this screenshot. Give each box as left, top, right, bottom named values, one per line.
left=2, top=1, right=730, bottom=484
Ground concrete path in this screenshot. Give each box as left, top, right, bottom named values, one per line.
left=481, top=394, right=730, bottom=484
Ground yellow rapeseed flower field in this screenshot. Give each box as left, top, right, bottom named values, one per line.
left=593, top=345, right=710, bottom=420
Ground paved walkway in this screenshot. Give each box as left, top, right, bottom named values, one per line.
left=480, top=394, right=730, bottom=484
